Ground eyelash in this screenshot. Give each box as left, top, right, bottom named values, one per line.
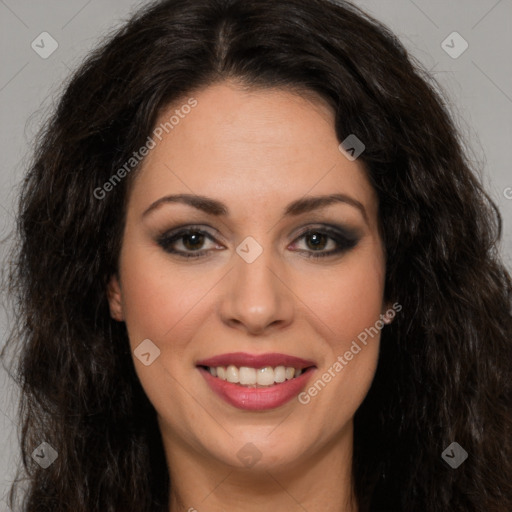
left=157, top=225, right=359, bottom=260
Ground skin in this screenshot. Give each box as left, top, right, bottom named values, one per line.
left=108, top=81, right=390, bottom=512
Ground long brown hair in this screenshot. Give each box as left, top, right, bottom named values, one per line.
left=3, top=0, right=511, bottom=510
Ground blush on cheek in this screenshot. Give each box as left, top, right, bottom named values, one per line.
left=303, top=268, right=385, bottom=344
left=119, top=248, right=183, bottom=342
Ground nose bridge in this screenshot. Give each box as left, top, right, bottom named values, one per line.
left=218, top=237, right=294, bottom=333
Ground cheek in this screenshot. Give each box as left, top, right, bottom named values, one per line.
left=292, top=243, right=385, bottom=419
left=296, top=243, right=386, bottom=345
left=117, top=246, right=209, bottom=430
left=118, top=244, right=208, bottom=348
left=119, top=262, right=176, bottom=347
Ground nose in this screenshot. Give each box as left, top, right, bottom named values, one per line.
left=218, top=246, right=295, bottom=336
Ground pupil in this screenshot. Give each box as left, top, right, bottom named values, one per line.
left=184, top=233, right=204, bottom=250
left=307, top=232, right=326, bottom=250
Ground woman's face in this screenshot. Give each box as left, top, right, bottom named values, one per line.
left=108, top=81, right=388, bottom=473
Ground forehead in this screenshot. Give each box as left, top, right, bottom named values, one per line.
left=128, top=82, right=379, bottom=226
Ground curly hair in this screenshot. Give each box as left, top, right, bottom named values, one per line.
left=3, top=0, right=511, bottom=510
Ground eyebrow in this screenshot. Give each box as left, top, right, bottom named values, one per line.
left=142, top=193, right=368, bottom=223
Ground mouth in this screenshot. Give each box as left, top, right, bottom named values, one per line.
left=196, top=352, right=317, bottom=410
left=198, top=364, right=311, bottom=387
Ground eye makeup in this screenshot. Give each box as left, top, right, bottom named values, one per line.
left=155, top=222, right=361, bottom=260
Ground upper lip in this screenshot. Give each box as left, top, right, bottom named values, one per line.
left=196, top=352, right=316, bottom=369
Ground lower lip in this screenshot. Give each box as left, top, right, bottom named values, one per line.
left=198, top=367, right=316, bottom=411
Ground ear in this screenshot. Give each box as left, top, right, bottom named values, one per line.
left=107, top=274, right=124, bottom=322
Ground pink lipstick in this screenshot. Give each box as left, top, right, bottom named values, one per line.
left=196, top=352, right=316, bottom=411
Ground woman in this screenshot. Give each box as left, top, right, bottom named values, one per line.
left=3, top=0, right=511, bottom=510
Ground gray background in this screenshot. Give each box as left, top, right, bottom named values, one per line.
left=1, top=0, right=511, bottom=507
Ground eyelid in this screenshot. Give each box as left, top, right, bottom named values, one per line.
left=291, top=222, right=361, bottom=240
left=288, top=225, right=360, bottom=256
left=156, top=224, right=223, bottom=258
left=157, top=224, right=222, bottom=241
left=157, top=222, right=360, bottom=259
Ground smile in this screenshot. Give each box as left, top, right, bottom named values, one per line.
left=196, top=352, right=316, bottom=410
left=203, top=365, right=305, bottom=387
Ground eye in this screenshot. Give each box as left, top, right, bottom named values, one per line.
left=157, top=224, right=360, bottom=260
left=290, top=226, right=359, bottom=258
left=157, top=227, right=223, bottom=259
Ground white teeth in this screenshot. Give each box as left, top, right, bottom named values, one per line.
left=239, top=367, right=257, bottom=385
left=285, top=367, right=295, bottom=380
left=274, top=366, right=286, bottom=383
left=257, top=366, right=275, bottom=386
left=226, top=364, right=239, bottom=383
left=207, top=364, right=306, bottom=386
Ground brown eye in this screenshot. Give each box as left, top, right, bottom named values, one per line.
left=181, top=232, right=206, bottom=251
left=290, top=226, right=360, bottom=259
left=304, top=231, right=331, bottom=251
left=157, top=228, right=221, bottom=258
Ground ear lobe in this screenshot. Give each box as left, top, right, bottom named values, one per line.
left=107, top=275, right=124, bottom=321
